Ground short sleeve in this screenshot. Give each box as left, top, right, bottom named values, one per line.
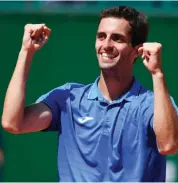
left=170, top=96, right=178, bottom=115
left=147, top=96, right=178, bottom=131
left=36, top=84, right=70, bottom=132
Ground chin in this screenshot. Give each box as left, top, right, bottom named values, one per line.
left=99, top=60, right=118, bottom=70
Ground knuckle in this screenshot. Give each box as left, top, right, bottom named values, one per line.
left=24, top=24, right=31, bottom=30
left=30, top=24, right=44, bottom=31
left=144, top=42, right=162, bottom=51
left=155, top=43, right=162, bottom=51
left=158, top=43, right=162, bottom=49
left=37, top=24, right=42, bottom=28
left=155, top=42, right=162, bottom=47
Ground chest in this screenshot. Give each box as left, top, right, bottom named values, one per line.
left=62, top=99, right=143, bottom=144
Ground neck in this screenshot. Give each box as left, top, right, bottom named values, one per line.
left=98, top=70, right=134, bottom=102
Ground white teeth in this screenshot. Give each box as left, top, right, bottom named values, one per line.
left=101, top=53, right=114, bottom=58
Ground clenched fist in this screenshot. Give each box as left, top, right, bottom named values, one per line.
left=22, top=23, right=51, bottom=52
left=138, top=43, right=162, bottom=75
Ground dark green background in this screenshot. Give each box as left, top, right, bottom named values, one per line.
left=0, top=14, right=178, bottom=181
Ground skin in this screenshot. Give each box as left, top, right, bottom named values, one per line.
left=2, top=17, right=178, bottom=155
left=1, top=24, right=52, bottom=134
left=96, top=17, right=178, bottom=155
left=95, top=17, right=140, bottom=101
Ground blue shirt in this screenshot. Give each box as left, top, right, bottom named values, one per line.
left=37, top=77, right=178, bottom=182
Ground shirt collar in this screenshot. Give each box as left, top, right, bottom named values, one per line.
left=87, top=77, right=100, bottom=100
left=87, top=76, right=141, bottom=102
left=115, top=78, right=141, bottom=102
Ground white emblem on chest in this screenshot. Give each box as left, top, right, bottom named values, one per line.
left=78, top=116, right=94, bottom=124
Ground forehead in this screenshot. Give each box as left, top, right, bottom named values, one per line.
left=97, top=17, right=131, bottom=37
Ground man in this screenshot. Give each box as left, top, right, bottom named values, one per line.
left=2, top=6, right=178, bottom=182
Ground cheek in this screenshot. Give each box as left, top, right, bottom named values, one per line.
left=117, top=46, right=133, bottom=56
left=95, top=40, right=104, bottom=53
left=95, top=42, right=100, bottom=53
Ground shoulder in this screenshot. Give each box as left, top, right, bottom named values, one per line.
left=138, top=86, right=154, bottom=105
left=134, top=83, right=154, bottom=118
left=58, top=82, right=93, bottom=94
left=128, top=80, right=154, bottom=115
left=42, top=82, right=93, bottom=98
left=37, top=82, right=93, bottom=107
left=64, top=82, right=90, bottom=90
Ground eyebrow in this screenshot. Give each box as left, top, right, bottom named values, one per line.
left=96, top=31, right=128, bottom=41
left=97, top=31, right=126, bottom=38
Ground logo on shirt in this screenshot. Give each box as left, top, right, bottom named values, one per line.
left=78, top=116, right=94, bottom=124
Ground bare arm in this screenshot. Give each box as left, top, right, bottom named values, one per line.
left=139, top=43, right=178, bottom=155
left=2, top=24, right=52, bottom=134
left=153, top=73, right=178, bottom=155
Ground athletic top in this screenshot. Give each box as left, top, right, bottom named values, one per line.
left=37, top=77, right=178, bottom=182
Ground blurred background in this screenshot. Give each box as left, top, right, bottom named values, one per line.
left=0, top=1, right=178, bottom=182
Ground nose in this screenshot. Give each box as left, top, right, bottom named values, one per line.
left=103, top=38, right=114, bottom=52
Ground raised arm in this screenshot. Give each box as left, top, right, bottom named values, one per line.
left=2, top=24, right=52, bottom=134
left=139, top=43, right=178, bottom=155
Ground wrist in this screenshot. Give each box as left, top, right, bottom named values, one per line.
left=19, top=47, right=35, bottom=60
left=17, top=47, right=35, bottom=67
left=151, top=70, right=164, bottom=79
left=20, top=46, right=35, bottom=56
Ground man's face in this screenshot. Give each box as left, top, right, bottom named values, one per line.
left=95, top=17, right=138, bottom=73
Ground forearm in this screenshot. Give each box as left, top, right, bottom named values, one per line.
left=153, top=72, right=178, bottom=154
left=2, top=48, right=34, bottom=133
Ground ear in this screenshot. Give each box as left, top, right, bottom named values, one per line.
left=132, top=44, right=143, bottom=60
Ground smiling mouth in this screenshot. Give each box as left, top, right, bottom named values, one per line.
left=100, top=53, right=117, bottom=59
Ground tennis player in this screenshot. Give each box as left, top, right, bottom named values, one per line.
left=2, top=6, right=178, bottom=182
